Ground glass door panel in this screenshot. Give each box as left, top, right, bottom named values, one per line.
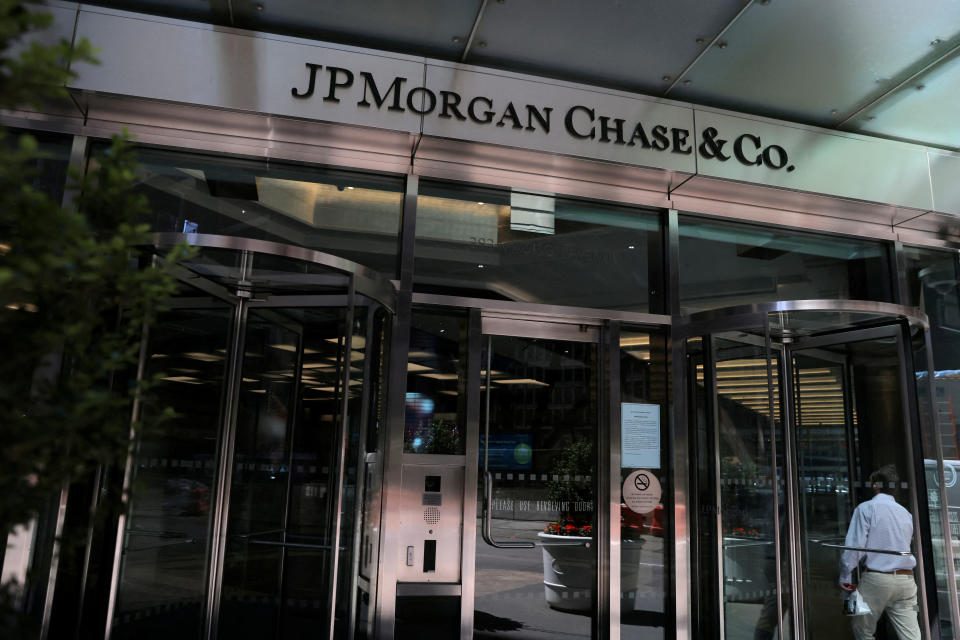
left=475, top=333, right=598, bottom=639
left=792, top=333, right=922, bottom=640
left=219, top=307, right=351, bottom=639
left=112, top=302, right=234, bottom=640
left=710, top=335, right=785, bottom=640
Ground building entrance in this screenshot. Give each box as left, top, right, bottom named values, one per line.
left=107, top=234, right=394, bottom=640
left=683, top=301, right=944, bottom=640
left=390, top=307, right=670, bottom=639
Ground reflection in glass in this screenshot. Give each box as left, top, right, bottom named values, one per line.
left=218, top=306, right=361, bottom=638
left=619, top=330, right=670, bottom=639
left=403, top=310, right=466, bottom=454
left=112, top=305, right=232, bottom=640
left=709, top=336, right=781, bottom=640
left=678, top=216, right=892, bottom=313
left=414, top=181, right=662, bottom=311
left=904, top=245, right=960, bottom=638
left=92, top=145, right=404, bottom=277
left=793, top=337, right=919, bottom=640
left=474, top=335, right=597, bottom=639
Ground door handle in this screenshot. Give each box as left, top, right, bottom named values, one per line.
left=482, top=471, right=534, bottom=549
left=817, top=541, right=912, bottom=556
left=480, top=336, right=533, bottom=549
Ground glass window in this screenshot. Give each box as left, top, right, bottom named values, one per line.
left=3, top=128, right=71, bottom=202
left=678, top=216, right=893, bottom=313
left=904, top=245, right=960, bottom=639
left=403, top=309, right=466, bottom=454
left=90, top=145, right=404, bottom=277
left=414, top=181, right=663, bottom=312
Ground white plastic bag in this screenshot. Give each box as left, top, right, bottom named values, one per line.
left=843, top=589, right=872, bottom=616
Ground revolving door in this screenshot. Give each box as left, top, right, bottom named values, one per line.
left=683, top=301, right=958, bottom=640
left=107, top=234, right=394, bottom=640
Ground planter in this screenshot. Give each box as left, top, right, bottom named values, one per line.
left=539, top=532, right=593, bottom=611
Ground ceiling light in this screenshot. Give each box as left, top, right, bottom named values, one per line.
left=407, top=362, right=432, bottom=372
left=183, top=352, right=223, bottom=362
left=161, top=376, right=203, bottom=384
left=420, top=373, right=459, bottom=380
left=495, top=378, right=549, bottom=386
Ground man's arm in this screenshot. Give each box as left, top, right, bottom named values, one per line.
left=839, top=504, right=871, bottom=588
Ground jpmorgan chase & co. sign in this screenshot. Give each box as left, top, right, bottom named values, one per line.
left=291, top=62, right=796, bottom=174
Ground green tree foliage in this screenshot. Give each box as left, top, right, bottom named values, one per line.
left=0, top=2, right=188, bottom=631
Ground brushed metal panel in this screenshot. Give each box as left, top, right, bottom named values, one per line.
left=396, top=464, right=464, bottom=583
left=928, top=151, right=960, bottom=216
left=69, top=93, right=416, bottom=174
left=422, top=63, right=697, bottom=173
left=71, top=8, right=424, bottom=133
left=670, top=174, right=903, bottom=226
left=897, top=211, right=960, bottom=242
left=28, top=2, right=78, bottom=50
left=694, top=110, right=933, bottom=211
left=671, top=193, right=898, bottom=243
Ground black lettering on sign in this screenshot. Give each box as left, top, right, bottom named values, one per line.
left=323, top=66, right=354, bottom=103
left=468, top=96, right=496, bottom=124
left=497, top=102, right=524, bottom=129
left=291, top=63, right=323, bottom=99
left=357, top=72, right=406, bottom=112
left=564, top=105, right=595, bottom=139
left=291, top=62, right=796, bottom=172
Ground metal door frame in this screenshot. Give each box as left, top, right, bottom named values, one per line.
left=678, top=299, right=960, bottom=640
left=466, top=312, right=610, bottom=640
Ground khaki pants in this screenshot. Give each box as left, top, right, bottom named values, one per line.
left=852, top=571, right=921, bottom=640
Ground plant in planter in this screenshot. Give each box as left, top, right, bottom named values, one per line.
left=539, top=439, right=595, bottom=612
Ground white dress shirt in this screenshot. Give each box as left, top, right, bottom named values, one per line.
left=839, top=492, right=916, bottom=584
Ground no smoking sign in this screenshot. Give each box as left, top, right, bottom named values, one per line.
left=623, top=470, right=662, bottom=514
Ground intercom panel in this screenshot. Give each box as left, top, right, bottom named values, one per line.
left=396, top=464, right=463, bottom=583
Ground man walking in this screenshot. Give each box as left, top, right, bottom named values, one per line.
left=839, top=468, right=920, bottom=640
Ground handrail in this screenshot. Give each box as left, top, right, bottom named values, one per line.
left=818, top=542, right=912, bottom=557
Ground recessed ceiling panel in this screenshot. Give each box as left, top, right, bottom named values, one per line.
left=231, top=0, right=483, bottom=58
left=466, top=0, right=745, bottom=94
left=85, top=0, right=230, bottom=24
left=850, top=54, right=960, bottom=151
left=669, top=0, right=960, bottom=126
